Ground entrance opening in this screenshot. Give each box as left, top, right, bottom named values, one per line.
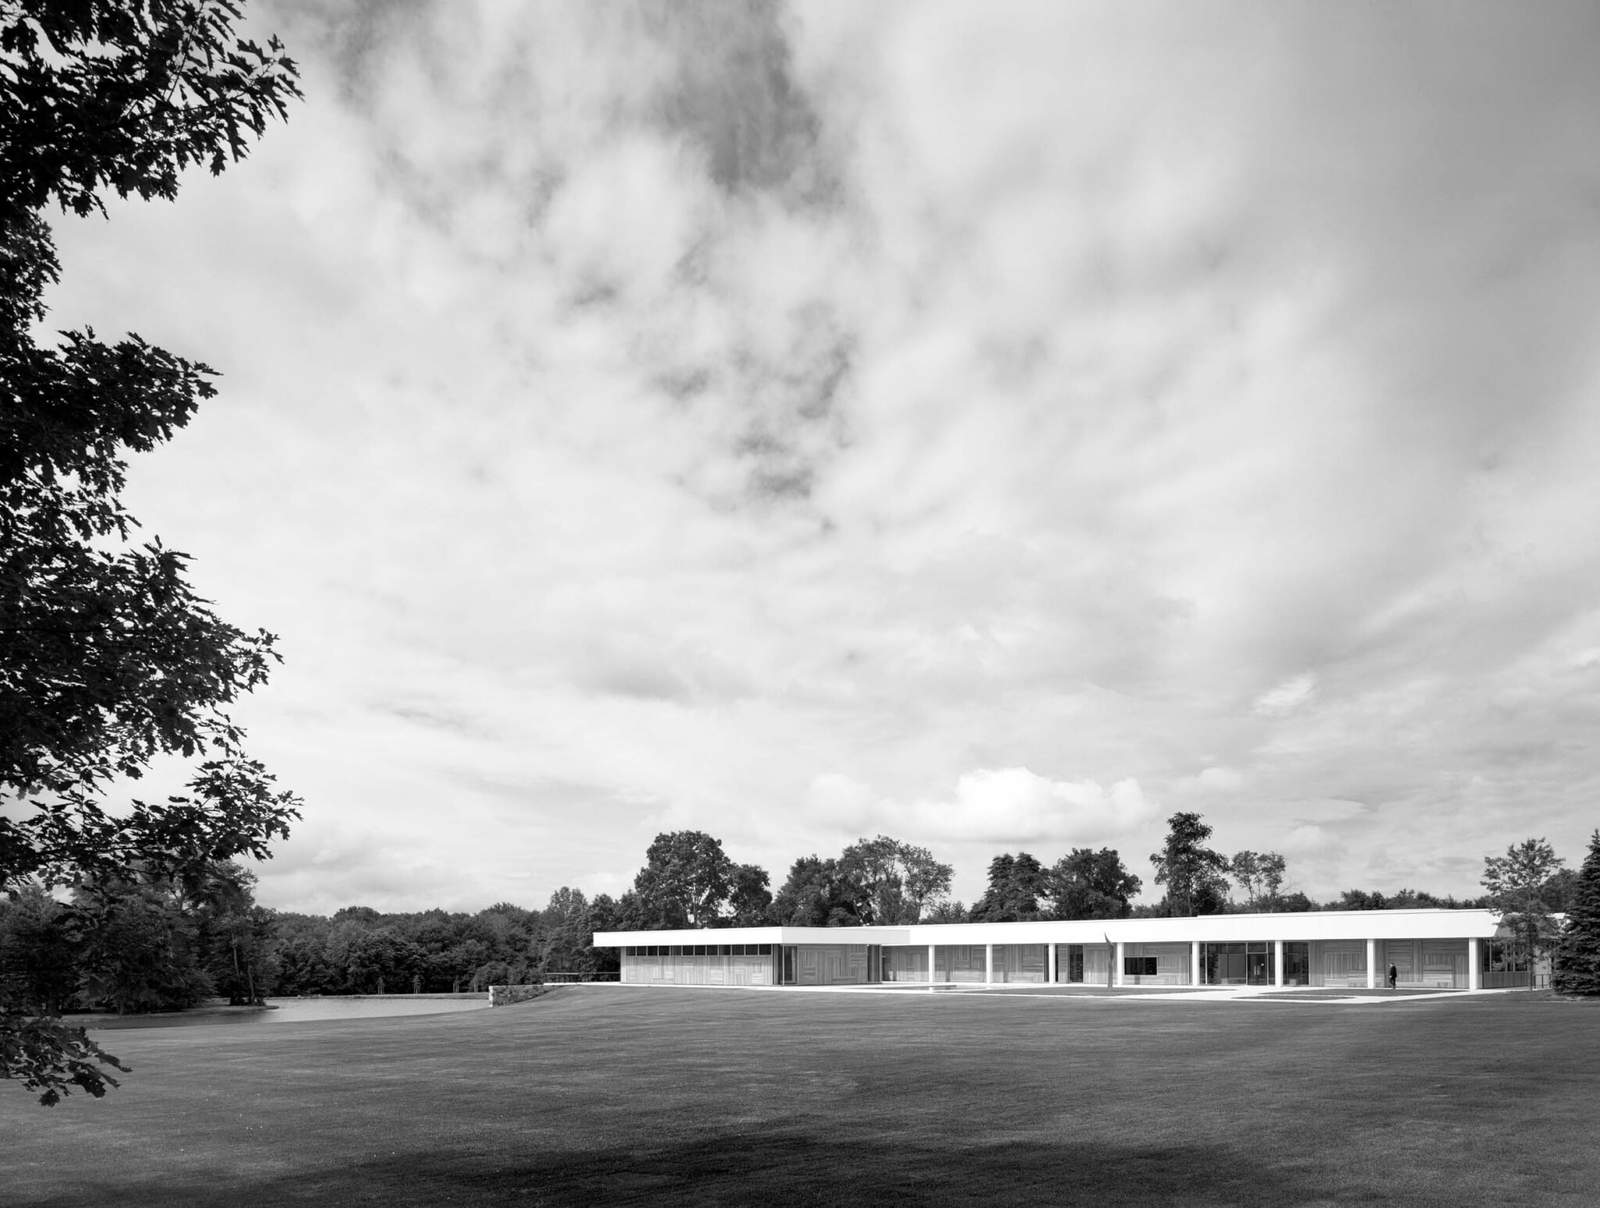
left=1203, top=942, right=1276, bottom=985
left=1062, top=944, right=1084, bottom=983
left=780, top=945, right=796, bottom=985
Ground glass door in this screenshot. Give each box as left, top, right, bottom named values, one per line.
left=1283, top=942, right=1309, bottom=986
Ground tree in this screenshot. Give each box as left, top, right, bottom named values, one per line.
left=1229, top=851, right=1287, bottom=912
left=0, top=887, right=82, bottom=1016
left=921, top=899, right=969, bottom=924
left=630, top=831, right=743, bottom=928
left=536, top=887, right=594, bottom=977
left=185, top=860, right=276, bottom=1004
left=273, top=920, right=336, bottom=997
left=75, top=870, right=211, bottom=1014
left=1047, top=848, right=1141, bottom=920
left=585, top=893, right=624, bottom=978
left=837, top=836, right=906, bottom=924
left=1150, top=813, right=1229, bottom=917
left=837, top=835, right=954, bottom=924
left=465, top=902, right=538, bottom=987
left=1332, top=889, right=1387, bottom=911
left=1482, top=837, right=1566, bottom=991
left=726, top=863, right=773, bottom=926
left=770, top=855, right=864, bottom=926
left=1, top=1, right=302, bottom=1105
left=326, top=923, right=424, bottom=995
left=1551, top=830, right=1600, bottom=997
left=971, top=853, right=1047, bottom=922
left=1541, top=868, right=1576, bottom=915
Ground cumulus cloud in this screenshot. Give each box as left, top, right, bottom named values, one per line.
left=1281, top=824, right=1332, bottom=855
left=809, top=768, right=1160, bottom=846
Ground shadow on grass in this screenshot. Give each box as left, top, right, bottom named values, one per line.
left=21, top=1134, right=1336, bottom=1208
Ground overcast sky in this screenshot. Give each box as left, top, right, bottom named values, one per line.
left=43, top=0, right=1600, bottom=915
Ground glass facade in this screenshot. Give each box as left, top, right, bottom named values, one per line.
left=1202, top=941, right=1274, bottom=985
left=1053, top=944, right=1085, bottom=983
left=1283, top=942, right=1309, bottom=986
left=1200, top=941, right=1311, bottom=985
left=622, top=934, right=1479, bottom=989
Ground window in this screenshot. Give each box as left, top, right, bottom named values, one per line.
left=1123, top=956, right=1158, bottom=976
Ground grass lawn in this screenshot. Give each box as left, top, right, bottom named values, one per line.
left=3, top=988, right=1597, bottom=1206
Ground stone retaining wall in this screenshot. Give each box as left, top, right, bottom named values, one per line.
left=488, top=984, right=546, bottom=1007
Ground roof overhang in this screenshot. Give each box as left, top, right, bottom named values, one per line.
left=594, top=926, right=913, bottom=947
left=593, top=909, right=1504, bottom=949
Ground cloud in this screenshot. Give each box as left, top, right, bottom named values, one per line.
left=30, top=0, right=1600, bottom=912
left=1254, top=674, right=1317, bottom=717
left=1282, top=825, right=1331, bottom=855
left=1196, top=767, right=1244, bottom=792
left=809, top=768, right=1161, bottom=847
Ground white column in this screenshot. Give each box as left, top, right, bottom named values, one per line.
left=1366, top=938, right=1378, bottom=989
left=1468, top=938, right=1481, bottom=990
left=1048, top=943, right=1058, bottom=984
left=1115, top=941, right=1125, bottom=987
left=1191, top=941, right=1202, bottom=986
left=1274, top=939, right=1284, bottom=988
left=928, top=944, right=937, bottom=985
left=985, top=944, right=994, bottom=985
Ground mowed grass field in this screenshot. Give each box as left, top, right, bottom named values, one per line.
left=4, top=988, right=1597, bottom=1207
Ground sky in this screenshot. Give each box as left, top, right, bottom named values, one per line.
left=40, top=0, right=1600, bottom=915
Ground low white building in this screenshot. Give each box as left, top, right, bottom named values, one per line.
left=595, top=908, right=1515, bottom=991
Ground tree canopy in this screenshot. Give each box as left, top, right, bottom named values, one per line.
left=771, top=854, right=865, bottom=926
left=1229, top=851, right=1287, bottom=912
left=970, top=852, right=1047, bottom=922
left=838, top=835, right=953, bottom=925
left=1047, top=848, right=1141, bottom=920
left=630, top=831, right=745, bottom=928
left=1, top=0, right=302, bottom=1106
left=1551, top=830, right=1600, bottom=997
left=1481, top=837, right=1565, bottom=990
left=770, top=836, right=953, bottom=927
left=1150, top=813, right=1229, bottom=917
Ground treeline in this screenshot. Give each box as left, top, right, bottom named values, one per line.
left=8, top=813, right=1562, bottom=1015
left=272, top=890, right=621, bottom=995
left=0, top=863, right=276, bottom=1016
left=0, top=869, right=627, bottom=1011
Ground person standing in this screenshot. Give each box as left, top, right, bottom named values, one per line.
left=1388, top=963, right=1398, bottom=989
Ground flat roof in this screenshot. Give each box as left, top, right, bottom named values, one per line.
left=595, top=908, right=1502, bottom=948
